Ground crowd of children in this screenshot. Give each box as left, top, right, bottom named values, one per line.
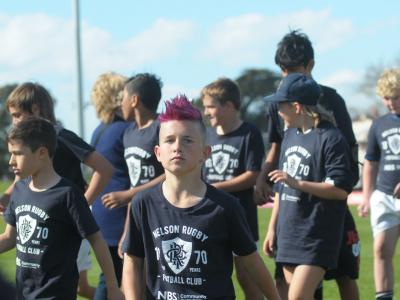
left=0, top=29, right=399, bottom=300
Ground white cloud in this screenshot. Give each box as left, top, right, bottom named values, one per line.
left=201, top=9, right=356, bottom=67
left=0, top=13, right=194, bottom=82
left=319, top=69, right=362, bottom=87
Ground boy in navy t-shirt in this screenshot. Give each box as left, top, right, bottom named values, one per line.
left=122, top=96, right=279, bottom=300
left=201, top=78, right=265, bottom=299
left=358, top=68, right=400, bottom=300
left=0, top=118, right=123, bottom=300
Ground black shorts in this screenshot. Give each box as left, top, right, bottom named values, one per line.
left=274, top=209, right=360, bottom=280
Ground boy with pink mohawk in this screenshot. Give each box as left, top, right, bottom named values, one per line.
left=122, top=95, right=279, bottom=300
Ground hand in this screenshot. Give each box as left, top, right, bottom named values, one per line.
left=118, top=232, right=126, bottom=259
left=0, top=194, right=10, bottom=214
left=254, top=173, right=274, bottom=205
left=357, top=199, right=370, bottom=218
left=102, top=191, right=130, bottom=209
left=107, top=286, right=125, bottom=300
left=268, top=170, right=299, bottom=189
left=393, top=183, right=400, bottom=199
left=263, top=230, right=276, bottom=258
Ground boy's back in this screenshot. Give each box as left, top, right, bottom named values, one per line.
left=202, top=122, right=264, bottom=241
left=4, top=178, right=98, bottom=299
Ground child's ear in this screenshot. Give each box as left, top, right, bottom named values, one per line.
left=37, top=146, right=48, bottom=159
left=154, top=145, right=161, bottom=162
left=293, top=102, right=302, bottom=114
left=130, top=94, right=139, bottom=108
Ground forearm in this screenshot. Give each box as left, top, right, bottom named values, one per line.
left=87, top=232, right=119, bottom=290
left=123, top=254, right=144, bottom=300
left=267, top=193, right=279, bottom=232
left=241, top=252, right=280, bottom=300
left=84, top=152, right=114, bottom=205
left=362, top=160, right=378, bottom=201
left=212, top=171, right=259, bottom=193
left=296, top=181, right=348, bottom=200
left=0, top=225, right=16, bottom=253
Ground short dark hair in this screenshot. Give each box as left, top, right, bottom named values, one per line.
left=7, top=82, right=57, bottom=124
left=275, top=30, right=314, bottom=71
left=8, top=117, right=57, bottom=158
left=125, top=73, right=163, bottom=113
left=200, top=78, right=241, bottom=110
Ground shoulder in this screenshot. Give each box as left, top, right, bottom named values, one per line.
left=317, top=121, right=347, bottom=145
left=131, top=184, right=160, bottom=209
left=205, top=184, right=242, bottom=212
left=242, top=121, right=262, bottom=136
left=319, top=85, right=346, bottom=107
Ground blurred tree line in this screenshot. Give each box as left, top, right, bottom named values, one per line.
left=0, top=84, right=17, bottom=178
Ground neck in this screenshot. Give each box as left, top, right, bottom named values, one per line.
left=299, top=114, right=315, bottom=132
left=163, top=170, right=206, bottom=208
left=133, top=109, right=157, bottom=129
left=216, top=114, right=242, bottom=135
left=30, top=163, right=61, bottom=191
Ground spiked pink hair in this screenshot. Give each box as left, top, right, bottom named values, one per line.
left=158, top=95, right=202, bottom=123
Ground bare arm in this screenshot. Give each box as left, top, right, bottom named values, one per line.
left=0, top=224, right=16, bottom=253
left=0, top=177, right=20, bottom=213
left=269, top=170, right=348, bottom=200
left=254, top=143, right=281, bottom=205
left=123, top=254, right=144, bottom=300
left=263, top=192, right=279, bottom=257
left=358, top=160, right=379, bottom=217
left=83, top=151, right=114, bottom=205
left=87, top=232, right=124, bottom=300
left=212, top=170, right=259, bottom=193
left=102, top=174, right=165, bottom=209
left=238, top=251, right=280, bottom=300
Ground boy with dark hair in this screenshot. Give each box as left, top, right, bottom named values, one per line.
left=0, top=117, right=123, bottom=300
left=201, top=78, right=265, bottom=299
left=122, top=96, right=279, bottom=300
left=2, top=81, right=114, bottom=299
left=101, top=72, right=165, bottom=211
left=255, top=30, right=360, bottom=300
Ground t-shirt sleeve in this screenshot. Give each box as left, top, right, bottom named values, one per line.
left=66, top=189, right=99, bottom=238
left=58, top=128, right=94, bottom=162
left=323, top=132, right=354, bottom=193
left=244, top=126, right=265, bottom=172
left=265, top=102, right=283, bottom=144
left=122, top=196, right=145, bottom=257
left=227, top=197, right=257, bottom=256
left=365, top=121, right=380, bottom=161
left=3, top=198, right=16, bottom=227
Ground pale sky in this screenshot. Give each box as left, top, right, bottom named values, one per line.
left=1, top=1, right=399, bottom=139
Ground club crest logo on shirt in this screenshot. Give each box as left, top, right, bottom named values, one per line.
left=286, top=154, right=301, bottom=177
left=212, top=151, right=230, bottom=174
left=387, top=134, right=400, bottom=155
left=162, top=237, right=192, bottom=274
left=126, top=156, right=141, bottom=186
left=18, top=215, right=37, bottom=245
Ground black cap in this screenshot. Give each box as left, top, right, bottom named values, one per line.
left=264, top=73, right=322, bottom=105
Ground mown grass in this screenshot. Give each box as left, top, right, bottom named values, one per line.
left=0, top=179, right=399, bottom=299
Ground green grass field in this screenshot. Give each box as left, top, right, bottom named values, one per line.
left=0, top=180, right=399, bottom=299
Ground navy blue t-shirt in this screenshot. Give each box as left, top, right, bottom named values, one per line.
left=54, top=126, right=94, bottom=192
left=4, top=178, right=99, bottom=300
left=276, top=121, right=353, bottom=269
left=202, top=122, right=264, bottom=241
left=365, top=113, right=400, bottom=194
left=123, top=183, right=256, bottom=300
left=265, top=85, right=359, bottom=186
left=123, top=120, right=164, bottom=188
left=90, top=117, right=131, bottom=246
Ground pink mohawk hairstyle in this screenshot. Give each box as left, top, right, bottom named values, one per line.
left=159, top=94, right=202, bottom=123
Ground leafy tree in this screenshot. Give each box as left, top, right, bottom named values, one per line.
left=235, top=68, right=281, bottom=133
left=0, top=84, right=17, bottom=178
